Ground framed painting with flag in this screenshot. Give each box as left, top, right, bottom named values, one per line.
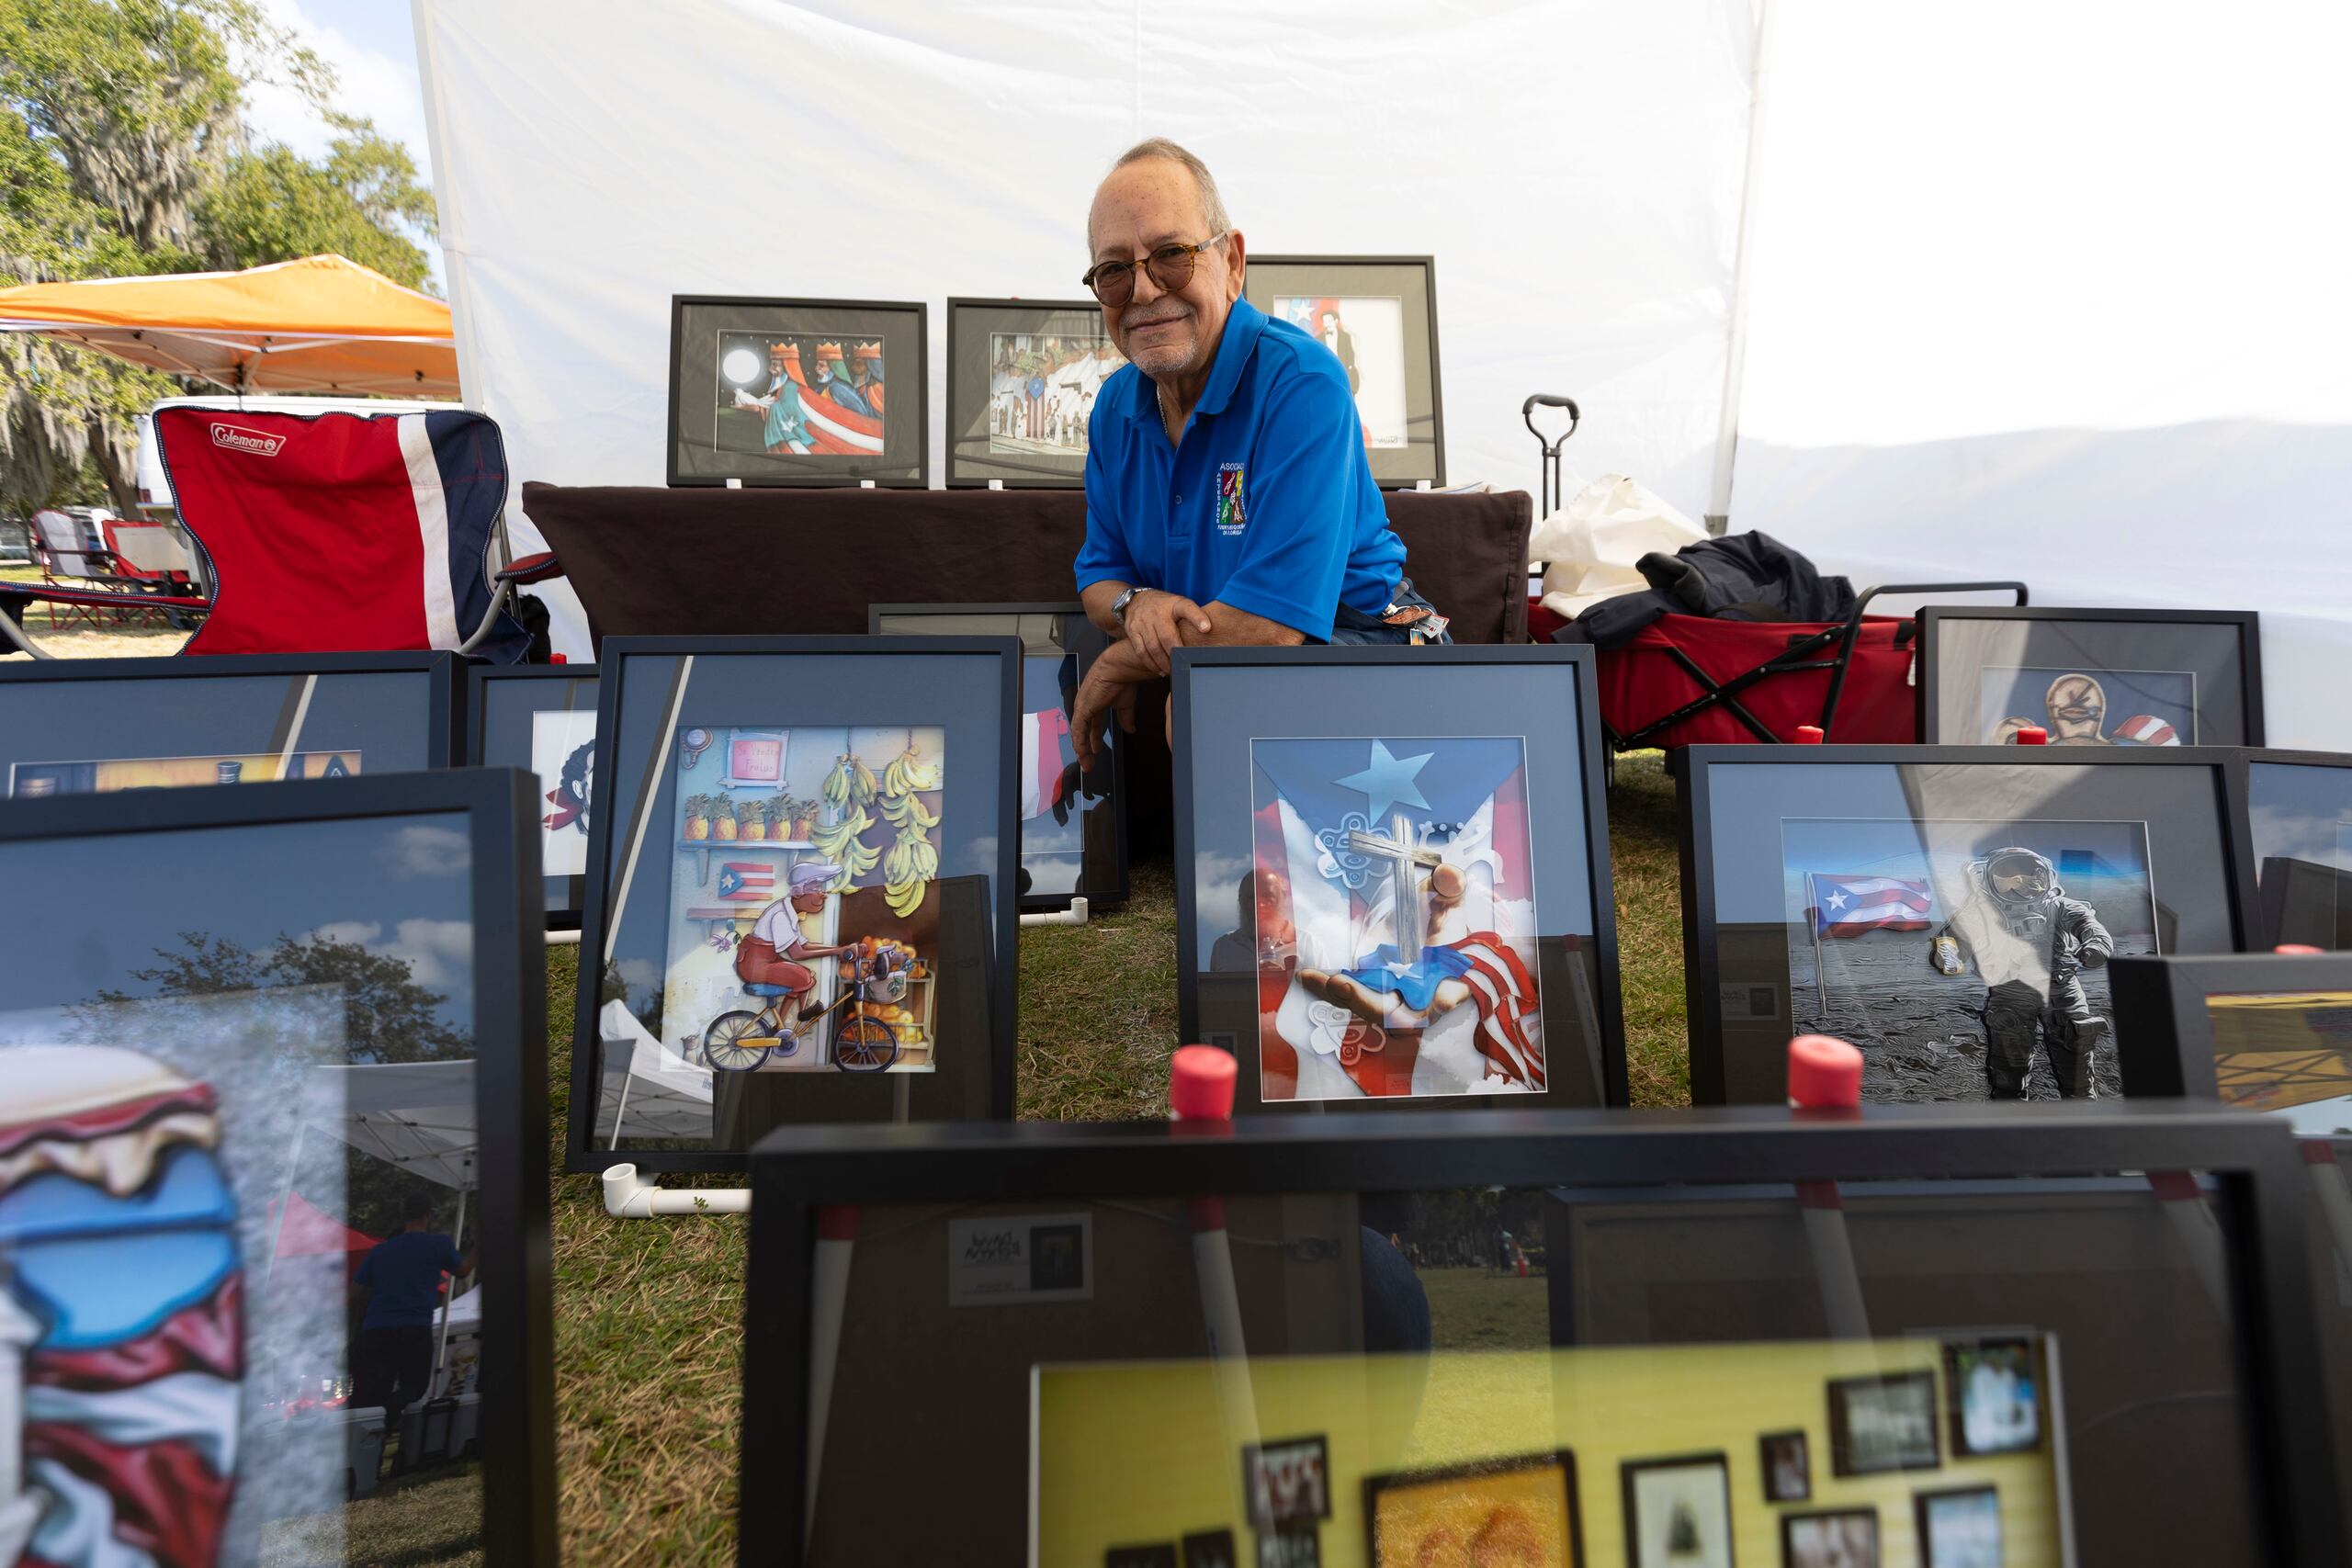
left=943, top=299, right=1125, bottom=488
left=466, top=660, right=601, bottom=927
left=1171, top=645, right=1623, bottom=1111
left=869, top=603, right=1126, bottom=910
left=1239, top=256, right=1443, bottom=489
left=1916, top=606, right=2263, bottom=747
left=567, top=636, right=1022, bottom=1173
left=1679, top=744, right=2259, bottom=1105
left=0, top=768, right=557, bottom=1564
left=0, top=651, right=457, bottom=803
left=665, top=295, right=928, bottom=488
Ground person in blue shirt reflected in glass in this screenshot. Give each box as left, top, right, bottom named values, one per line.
left=1070, top=139, right=1448, bottom=770
left=351, top=1193, right=474, bottom=1416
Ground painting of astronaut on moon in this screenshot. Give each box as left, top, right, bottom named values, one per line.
left=1779, top=817, right=2159, bottom=1101
left=1240, top=736, right=1544, bottom=1101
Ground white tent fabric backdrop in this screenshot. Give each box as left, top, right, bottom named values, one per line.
left=1731, top=0, right=2352, bottom=748
left=412, top=0, right=1759, bottom=658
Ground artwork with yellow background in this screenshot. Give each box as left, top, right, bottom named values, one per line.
left=10, top=750, right=357, bottom=796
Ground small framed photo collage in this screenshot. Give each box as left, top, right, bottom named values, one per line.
left=664, top=258, right=1445, bottom=491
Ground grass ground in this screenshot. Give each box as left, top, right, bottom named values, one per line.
left=540, top=752, right=1689, bottom=1561
left=0, top=561, right=192, bottom=658
left=5, top=615, right=1689, bottom=1559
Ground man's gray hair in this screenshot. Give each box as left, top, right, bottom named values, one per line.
left=1107, top=137, right=1233, bottom=239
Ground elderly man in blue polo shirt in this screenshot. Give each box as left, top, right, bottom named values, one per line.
left=1070, top=139, right=1447, bottom=767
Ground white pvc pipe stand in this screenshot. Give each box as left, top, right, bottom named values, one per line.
left=603, top=1162, right=750, bottom=1218
left=1018, top=896, right=1089, bottom=929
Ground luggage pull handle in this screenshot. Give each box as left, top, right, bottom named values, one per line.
left=1522, top=394, right=1582, bottom=520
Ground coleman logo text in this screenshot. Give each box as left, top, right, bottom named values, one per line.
left=209, top=423, right=284, bottom=457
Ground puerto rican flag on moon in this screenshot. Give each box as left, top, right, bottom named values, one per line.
left=1249, top=737, right=1544, bottom=1100
left=1807, top=872, right=1935, bottom=936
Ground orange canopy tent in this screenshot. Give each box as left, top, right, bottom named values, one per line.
left=0, top=253, right=458, bottom=398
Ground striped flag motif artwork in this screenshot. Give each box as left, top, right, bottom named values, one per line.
left=717, top=862, right=775, bottom=900
left=1249, top=736, right=1546, bottom=1101
left=1807, top=872, right=1935, bottom=936
left=1019, top=707, right=1072, bottom=821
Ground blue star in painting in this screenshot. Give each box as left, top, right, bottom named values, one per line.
left=1333, top=739, right=1433, bottom=823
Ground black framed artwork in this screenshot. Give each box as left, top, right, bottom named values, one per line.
left=567, top=637, right=1021, bottom=1172
left=1621, top=1453, right=1733, bottom=1568
left=740, top=1104, right=2341, bottom=1568
left=1781, top=1507, right=1879, bottom=1568
left=0, top=650, right=455, bottom=798
left=1759, top=1429, right=1810, bottom=1503
left=1678, top=745, right=2258, bottom=1104
left=1917, top=606, right=2264, bottom=747
left=943, top=298, right=1124, bottom=488
left=2245, top=750, right=2352, bottom=950
left=1914, top=1486, right=2002, bottom=1568
left=867, top=604, right=1126, bottom=909
left=1172, top=644, right=1623, bottom=1111
left=665, top=295, right=926, bottom=487
left=1826, top=1371, right=1940, bottom=1476
left=0, top=770, right=557, bottom=1564
left=2111, top=950, right=2352, bottom=1127
left=1241, top=256, right=1444, bottom=489
left=466, top=660, right=600, bottom=925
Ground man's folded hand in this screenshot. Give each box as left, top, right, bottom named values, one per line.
left=1123, top=590, right=1212, bottom=675
left=1071, top=667, right=1139, bottom=772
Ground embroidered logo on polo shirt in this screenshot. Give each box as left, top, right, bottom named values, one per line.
left=1216, top=462, right=1246, bottom=536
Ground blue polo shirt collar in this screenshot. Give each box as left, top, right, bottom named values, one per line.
left=1123, top=296, right=1268, bottom=424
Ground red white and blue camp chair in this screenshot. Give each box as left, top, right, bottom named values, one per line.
left=0, top=408, right=554, bottom=661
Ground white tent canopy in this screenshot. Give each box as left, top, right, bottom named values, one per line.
left=413, top=1, right=2348, bottom=744
left=307, top=1059, right=478, bottom=1191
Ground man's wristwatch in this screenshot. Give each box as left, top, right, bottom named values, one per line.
left=1110, top=585, right=1150, bottom=628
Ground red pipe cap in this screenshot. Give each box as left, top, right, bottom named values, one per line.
left=1170, top=1044, right=1238, bottom=1120
left=2275, top=944, right=2325, bottom=955
left=1788, top=1034, right=1864, bottom=1110
left=2013, top=726, right=2049, bottom=745
left=1792, top=725, right=1824, bottom=744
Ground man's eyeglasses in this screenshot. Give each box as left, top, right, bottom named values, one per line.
left=1080, top=234, right=1227, bottom=306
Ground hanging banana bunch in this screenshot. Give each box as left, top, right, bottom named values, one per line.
left=883, top=820, right=938, bottom=917
left=885, top=739, right=941, bottom=795
left=879, top=790, right=938, bottom=830
left=821, top=754, right=854, bottom=810
left=850, top=752, right=880, bottom=807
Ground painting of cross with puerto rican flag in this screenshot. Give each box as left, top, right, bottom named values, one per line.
left=1248, top=735, right=1544, bottom=1100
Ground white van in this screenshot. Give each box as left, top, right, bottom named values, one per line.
left=132, top=394, right=464, bottom=522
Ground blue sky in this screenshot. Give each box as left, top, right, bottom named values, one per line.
left=239, top=0, right=441, bottom=288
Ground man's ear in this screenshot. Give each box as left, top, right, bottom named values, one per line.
left=1225, top=229, right=1247, bottom=301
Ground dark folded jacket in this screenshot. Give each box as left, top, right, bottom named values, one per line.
left=1569, top=530, right=1858, bottom=650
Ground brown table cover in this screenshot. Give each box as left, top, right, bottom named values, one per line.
left=520, top=483, right=1532, bottom=860
left=519, top=483, right=1532, bottom=647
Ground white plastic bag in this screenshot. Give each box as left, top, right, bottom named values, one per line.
left=1529, top=474, right=1706, bottom=620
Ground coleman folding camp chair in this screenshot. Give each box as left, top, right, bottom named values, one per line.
left=0, top=408, right=555, bottom=661
left=23, top=508, right=171, bottom=632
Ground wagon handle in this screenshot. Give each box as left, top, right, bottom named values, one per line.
left=1522, top=394, right=1582, bottom=519
left=1817, top=581, right=2030, bottom=740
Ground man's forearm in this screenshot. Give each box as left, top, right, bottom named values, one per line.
left=1087, top=598, right=1302, bottom=692
left=1080, top=581, right=1128, bottom=637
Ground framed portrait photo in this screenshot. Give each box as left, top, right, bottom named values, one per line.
left=2245, top=749, right=2352, bottom=951
left=1917, top=606, right=2263, bottom=747
left=1781, top=1508, right=1879, bottom=1568
left=566, top=636, right=1021, bottom=1171
left=1826, top=1371, right=1940, bottom=1477
left=868, top=603, right=1126, bottom=909
left=1620, top=1453, right=1732, bottom=1568
left=943, top=298, right=1124, bottom=488
left=1679, top=745, right=2257, bottom=1104
left=665, top=294, right=926, bottom=487
left=1914, top=1486, right=2002, bottom=1568
left=0, top=650, right=455, bottom=799
left=1242, top=256, right=1443, bottom=489
left=1173, top=645, right=1624, bottom=1110
left=1759, top=1428, right=1810, bottom=1503
left=1943, top=1336, right=2045, bottom=1458
left=0, top=769, right=558, bottom=1564
left=1363, top=1450, right=1580, bottom=1568
left=466, top=660, right=601, bottom=926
